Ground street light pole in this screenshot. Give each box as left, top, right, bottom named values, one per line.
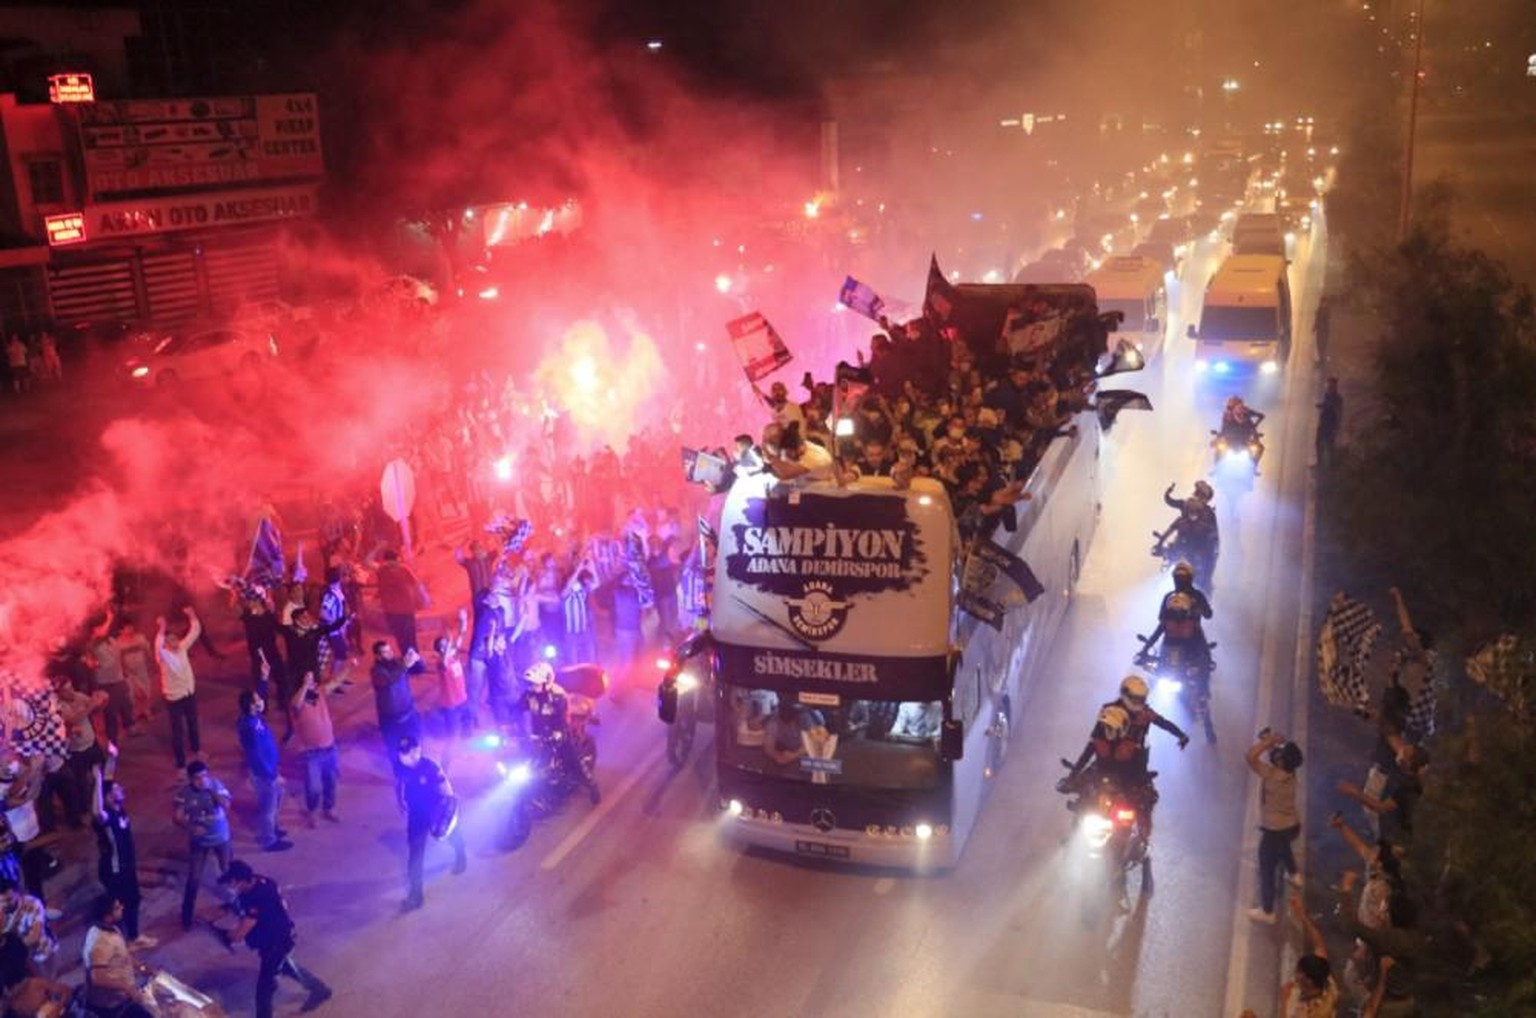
left=1398, top=0, right=1427, bottom=240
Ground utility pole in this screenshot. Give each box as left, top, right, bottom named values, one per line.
left=1398, top=0, right=1427, bottom=240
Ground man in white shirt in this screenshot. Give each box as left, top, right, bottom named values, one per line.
left=155, top=607, right=203, bottom=769
left=756, top=381, right=804, bottom=430
left=767, top=425, right=833, bottom=483
left=83, top=894, right=155, bottom=1017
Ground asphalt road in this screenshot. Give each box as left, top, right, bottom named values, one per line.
left=7, top=218, right=1328, bottom=1017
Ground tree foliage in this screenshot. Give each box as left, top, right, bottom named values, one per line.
left=1324, top=171, right=1536, bottom=1010
left=1332, top=184, right=1536, bottom=629
left=1414, top=714, right=1536, bottom=1013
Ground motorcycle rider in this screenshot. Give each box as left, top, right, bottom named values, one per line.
left=517, top=663, right=600, bottom=805
left=1141, top=562, right=1215, bottom=672
left=1061, top=676, right=1189, bottom=841
left=1157, top=481, right=1219, bottom=581
left=1220, top=396, right=1267, bottom=469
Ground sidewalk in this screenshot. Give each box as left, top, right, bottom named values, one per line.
left=1293, top=263, right=1402, bottom=1000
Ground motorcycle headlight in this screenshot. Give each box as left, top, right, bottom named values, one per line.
left=1082, top=814, right=1114, bottom=845
left=500, top=761, right=533, bottom=786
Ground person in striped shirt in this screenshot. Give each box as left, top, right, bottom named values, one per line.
left=561, top=562, right=597, bottom=664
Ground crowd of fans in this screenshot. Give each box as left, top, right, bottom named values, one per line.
left=1253, top=588, right=1488, bottom=1018
left=0, top=282, right=1124, bottom=1015
left=731, top=296, right=1108, bottom=543
left=3, top=333, right=64, bottom=394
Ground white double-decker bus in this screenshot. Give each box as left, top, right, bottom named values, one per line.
left=707, top=284, right=1114, bottom=867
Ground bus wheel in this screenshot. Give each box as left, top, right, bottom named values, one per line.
left=667, top=700, right=697, bottom=768
left=984, top=699, right=1012, bottom=779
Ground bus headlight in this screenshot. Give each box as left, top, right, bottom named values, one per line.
left=1195, top=359, right=1209, bottom=372
left=726, top=799, right=745, bottom=817
left=915, top=823, right=934, bottom=840
left=675, top=672, right=699, bottom=693
left=1261, top=360, right=1280, bottom=374
left=1213, top=361, right=1231, bottom=374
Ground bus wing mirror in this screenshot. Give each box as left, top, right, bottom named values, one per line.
left=940, top=719, right=964, bottom=761
left=1186, top=324, right=1198, bottom=340
left=657, top=680, right=679, bottom=724
left=1145, top=317, right=1160, bottom=333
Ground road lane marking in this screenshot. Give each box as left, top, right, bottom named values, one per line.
left=1223, top=223, right=1329, bottom=1017
left=539, top=743, right=666, bottom=871
left=873, top=877, right=895, bottom=896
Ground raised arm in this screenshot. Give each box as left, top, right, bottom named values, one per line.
left=1335, top=779, right=1395, bottom=817
left=88, top=605, right=116, bottom=642
left=183, top=606, right=202, bottom=645
left=1389, top=587, right=1415, bottom=639
left=1247, top=732, right=1283, bottom=777
left=1289, top=889, right=1327, bottom=960
left=1328, top=811, right=1377, bottom=866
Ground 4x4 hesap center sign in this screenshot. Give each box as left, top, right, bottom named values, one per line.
left=725, top=493, right=927, bottom=642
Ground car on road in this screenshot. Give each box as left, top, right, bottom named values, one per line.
left=372, top=275, right=439, bottom=309
left=229, top=298, right=312, bottom=334
left=122, top=326, right=278, bottom=387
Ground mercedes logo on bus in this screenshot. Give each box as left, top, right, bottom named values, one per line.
left=810, top=808, right=837, bottom=833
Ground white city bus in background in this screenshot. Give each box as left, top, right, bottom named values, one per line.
left=1085, top=255, right=1168, bottom=360
left=707, top=285, right=1112, bottom=868
left=1188, top=253, right=1293, bottom=377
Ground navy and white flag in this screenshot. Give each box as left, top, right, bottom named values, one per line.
left=244, top=516, right=285, bottom=586
left=697, top=516, right=718, bottom=566
left=681, top=447, right=733, bottom=492
left=957, top=540, right=1046, bottom=630
left=923, top=255, right=958, bottom=324
left=1317, top=593, right=1381, bottom=712
left=838, top=276, right=887, bottom=322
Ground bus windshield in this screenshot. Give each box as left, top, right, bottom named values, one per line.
left=719, top=687, right=943, bottom=790
left=1201, top=305, right=1278, bottom=342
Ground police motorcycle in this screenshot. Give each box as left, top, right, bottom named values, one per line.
left=655, top=629, right=717, bottom=767
left=1212, top=398, right=1265, bottom=477
left=499, top=662, right=606, bottom=850
left=1135, top=633, right=1218, bottom=745
left=1151, top=486, right=1219, bottom=592
left=1055, top=758, right=1153, bottom=898
left=1210, top=425, right=1264, bottom=474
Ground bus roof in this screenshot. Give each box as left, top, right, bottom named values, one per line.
left=1206, top=255, right=1287, bottom=304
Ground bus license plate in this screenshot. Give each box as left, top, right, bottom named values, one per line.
left=795, top=840, right=850, bottom=860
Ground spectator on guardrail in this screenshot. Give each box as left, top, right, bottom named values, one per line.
left=1316, top=377, right=1342, bottom=470
left=1337, top=868, right=1423, bottom=1016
